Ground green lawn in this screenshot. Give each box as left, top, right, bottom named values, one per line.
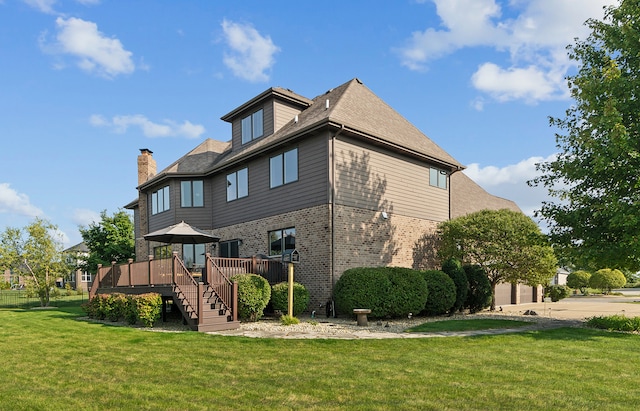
left=1, top=302, right=639, bottom=410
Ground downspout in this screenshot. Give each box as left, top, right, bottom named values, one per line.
left=449, top=166, right=464, bottom=220
left=330, top=124, right=345, bottom=301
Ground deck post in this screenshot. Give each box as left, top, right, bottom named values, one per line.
left=111, top=261, right=116, bottom=287
left=172, top=252, right=178, bottom=284
left=148, top=255, right=153, bottom=286
left=197, top=282, right=204, bottom=326
left=232, top=281, right=238, bottom=322
left=128, top=258, right=133, bottom=287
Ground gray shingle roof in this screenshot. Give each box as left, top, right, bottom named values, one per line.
left=143, top=78, right=463, bottom=186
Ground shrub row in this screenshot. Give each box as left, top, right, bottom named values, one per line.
left=586, top=314, right=640, bottom=332
left=546, top=285, right=571, bottom=302
left=231, top=274, right=310, bottom=322
left=83, top=293, right=162, bottom=327
left=333, top=262, right=492, bottom=319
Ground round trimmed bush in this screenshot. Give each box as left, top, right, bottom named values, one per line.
left=231, top=273, right=271, bottom=321
left=441, top=258, right=469, bottom=314
left=589, top=268, right=626, bottom=294
left=421, top=270, right=456, bottom=316
left=463, top=265, right=492, bottom=313
left=334, top=267, right=391, bottom=318
left=385, top=267, right=429, bottom=318
left=271, top=281, right=310, bottom=316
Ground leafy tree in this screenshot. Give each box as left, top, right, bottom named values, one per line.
left=463, top=265, right=492, bottom=314
left=438, top=209, right=557, bottom=310
left=79, top=210, right=134, bottom=274
left=530, top=1, right=640, bottom=271
left=566, top=270, right=591, bottom=294
left=589, top=268, right=626, bottom=294
left=0, top=218, right=69, bottom=306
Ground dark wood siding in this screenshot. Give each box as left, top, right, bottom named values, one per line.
left=212, top=133, right=329, bottom=228
left=334, top=136, right=449, bottom=222
left=273, top=99, right=303, bottom=133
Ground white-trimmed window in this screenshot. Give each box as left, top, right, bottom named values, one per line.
left=227, top=168, right=248, bottom=201
left=241, top=109, right=264, bottom=144
left=268, top=227, right=295, bottom=256
left=429, top=167, right=448, bottom=189
left=151, top=186, right=170, bottom=214
left=270, top=148, right=298, bottom=188
left=181, top=180, right=204, bottom=207
left=81, top=271, right=92, bottom=283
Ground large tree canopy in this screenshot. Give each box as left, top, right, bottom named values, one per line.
left=438, top=209, right=557, bottom=310
left=79, top=210, right=134, bottom=274
left=530, top=0, right=640, bottom=271
left=0, top=218, right=69, bottom=306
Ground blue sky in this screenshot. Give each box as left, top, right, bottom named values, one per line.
left=0, top=0, right=616, bottom=247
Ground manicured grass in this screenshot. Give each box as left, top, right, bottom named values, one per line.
left=406, top=318, right=531, bottom=333
left=2, top=302, right=640, bottom=410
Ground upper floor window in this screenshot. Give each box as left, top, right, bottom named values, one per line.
left=241, top=109, right=264, bottom=144
left=270, top=148, right=298, bottom=188
left=181, top=180, right=204, bottom=207
left=227, top=168, right=249, bottom=201
left=268, top=227, right=295, bottom=256
left=429, top=167, right=448, bottom=190
left=151, top=186, right=170, bottom=215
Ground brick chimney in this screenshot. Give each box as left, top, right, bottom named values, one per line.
left=137, top=148, right=157, bottom=186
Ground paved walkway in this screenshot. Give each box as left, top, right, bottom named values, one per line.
left=208, top=292, right=640, bottom=339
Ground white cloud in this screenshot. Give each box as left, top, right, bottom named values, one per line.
left=72, top=208, right=100, bottom=227
left=398, top=0, right=615, bottom=103
left=43, top=17, right=135, bottom=78
left=0, top=183, right=44, bottom=218
left=22, top=0, right=57, bottom=14
left=91, top=114, right=205, bottom=139
left=221, top=19, right=280, bottom=82
left=463, top=154, right=558, bottom=217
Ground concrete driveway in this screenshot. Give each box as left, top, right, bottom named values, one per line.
left=498, top=289, right=640, bottom=320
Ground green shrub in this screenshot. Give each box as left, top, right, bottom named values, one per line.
left=280, top=315, right=300, bottom=325
left=546, top=285, right=571, bottom=302
left=441, top=258, right=468, bottom=314
left=83, top=294, right=109, bottom=320
left=334, top=267, right=391, bottom=318
left=271, top=282, right=310, bottom=316
left=0, top=281, right=10, bottom=290
left=134, top=293, right=162, bottom=327
left=64, top=283, right=74, bottom=296
left=124, top=296, right=138, bottom=325
left=385, top=267, right=429, bottom=318
left=589, top=268, right=627, bottom=294
left=586, top=315, right=640, bottom=332
left=567, top=270, right=591, bottom=294
left=105, top=293, right=128, bottom=321
left=463, top=265, right=492, bottom=313
left=420, top=270, right=456, bottom=316
left=231, top=274, right=271, bottom=322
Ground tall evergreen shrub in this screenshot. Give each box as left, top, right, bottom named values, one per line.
left=441, top=258, right=469, bottom=314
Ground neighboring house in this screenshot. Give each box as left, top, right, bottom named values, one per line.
left=551, top=267, right=570, bottom=286
left=125, top=78, right=536, bottom=310
left=63, top=242, right=92, bottom=292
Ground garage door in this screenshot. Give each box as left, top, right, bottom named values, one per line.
left=494, top=283, right=512, bottom=306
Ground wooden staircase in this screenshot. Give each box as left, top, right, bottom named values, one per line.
left=173, top=283, right=240, bottom=332
left=171, top=253, right=240, bottom=332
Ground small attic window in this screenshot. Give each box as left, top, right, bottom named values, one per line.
left=429, top=167, right=448, bottom=190
left=241, top=109, right=264, bottom=144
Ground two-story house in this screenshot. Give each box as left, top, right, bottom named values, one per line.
left=125, top=78, right=530, bottom=311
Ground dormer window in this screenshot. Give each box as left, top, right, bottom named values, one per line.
left=241, top=109, right=264, bottom=144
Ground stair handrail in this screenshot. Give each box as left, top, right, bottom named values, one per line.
left=205, top=253, right=235, bottom=315
left=172, top=252, right=199, bottom=319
